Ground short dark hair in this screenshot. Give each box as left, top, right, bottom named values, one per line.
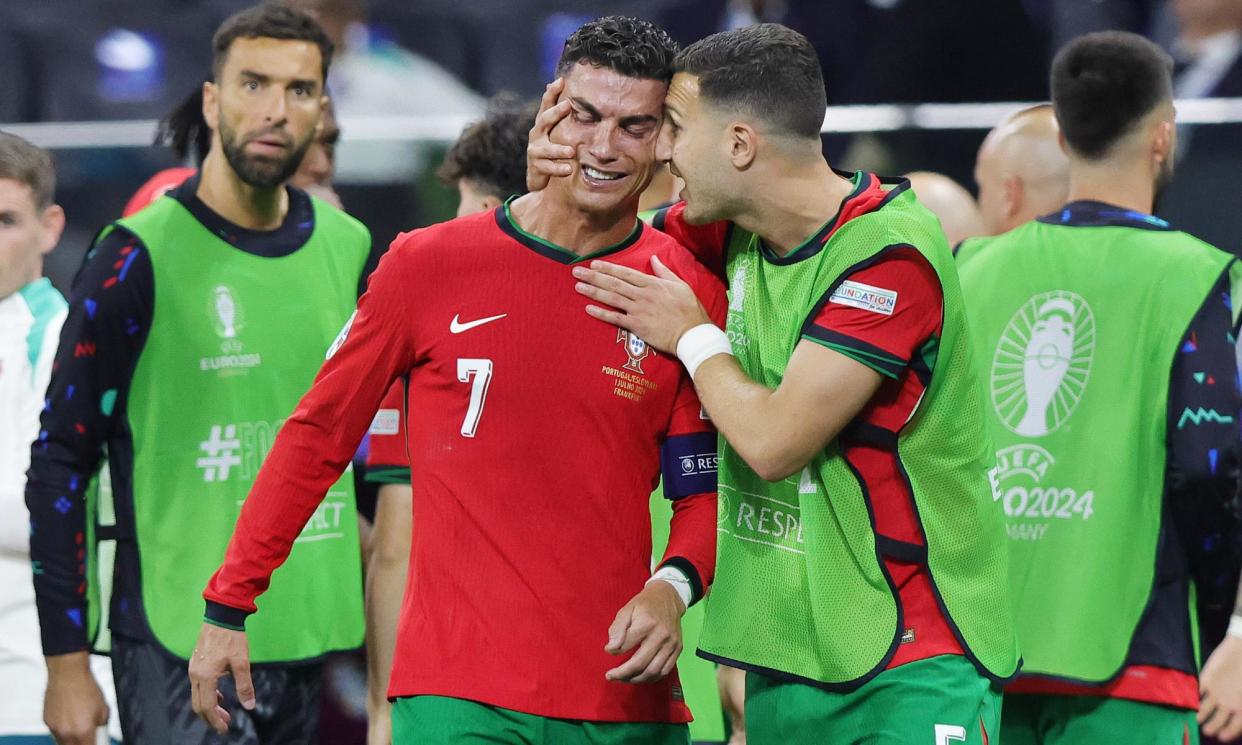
left=556, top=16, right=678, bottom=83
left=0, top=131, right=55, bottom=209
left=212, top=3, right=334, bottom=84
left=437, top=94, right=538, bottom=200
left=674, top=24, right=826, bottom=140
left=1051, top=31, right=1173, bottom=160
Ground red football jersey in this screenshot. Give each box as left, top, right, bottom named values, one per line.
left=122, top=167, right=195, bottom=217
left=205, top=205, right=725, bottom=723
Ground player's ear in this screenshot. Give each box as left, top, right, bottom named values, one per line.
left=202, top=80, right=219, bottom=132
left=1002, top=175, right=1023, bottom=221
left=1151, top=119, right=1174, bottom=172
left=38, top=204, right=65, bottom=255
left=727, top=122, right=757, bottom=170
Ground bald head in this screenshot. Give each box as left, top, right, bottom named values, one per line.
left=278, top=0, right=365, bottom=49
left=974, top=105, right=1070, bottom=236
left=905, top=171, right=986, bottom=247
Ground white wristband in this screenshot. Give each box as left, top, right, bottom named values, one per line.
left=647, top=566, right=693, bottom=609
left=676, top=324, right=733, bottom=380
left=1228, top=614, right=1242, bottom=640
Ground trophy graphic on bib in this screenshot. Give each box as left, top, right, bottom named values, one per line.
left=991, top=291, right=1095, bottom=438
left=215, top=285, right=238, bottom=339
left=1017, top=298, right=1076, bottom=436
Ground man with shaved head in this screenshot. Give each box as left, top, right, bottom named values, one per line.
left=905, top=171, right=987, bottom=247
left=969, top=104, right=1069, bottom=241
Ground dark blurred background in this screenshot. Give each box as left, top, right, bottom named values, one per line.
left=6, top=0, right=1241, bottom=295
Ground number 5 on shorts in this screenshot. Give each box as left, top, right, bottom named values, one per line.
left=935, top=724, right=966, bottom=745
left=456, top=358, right=493, bottom=437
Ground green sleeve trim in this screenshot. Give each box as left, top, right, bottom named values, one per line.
left=203, top=617, right=245, bottom=632
left=365, top=466, right=412, bottom=485
left=801, top=335, right=903, bottom=380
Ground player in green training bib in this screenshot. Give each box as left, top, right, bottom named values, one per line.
left=27, top=7, right=369, bottom=742
left=957, top=32, right=1242, bottom=744
left=556, top=23, right=1018, bottom=743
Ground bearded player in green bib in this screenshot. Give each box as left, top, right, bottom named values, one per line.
left=25, top=5, right=369, bottom=742
left=954, top=32, right=1242, bottom=744
left=550, top=23, right=1018, bottom=744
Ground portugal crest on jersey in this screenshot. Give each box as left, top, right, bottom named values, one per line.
left=617, top=329, right=652, bottom=374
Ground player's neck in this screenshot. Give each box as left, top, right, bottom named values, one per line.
left=1065, top=161, right=1156, bottom=216
left=733, top=157, right=853, bottom=257
left=196, top=152, right=289, bottom=231
left=508, top=191, right=640, bottom=257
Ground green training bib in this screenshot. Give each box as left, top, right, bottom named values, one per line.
left=103, top=194, right=369, bottom=662
left=700, top=177, right=1019, bottom=687
left=958, top=215, right=1235, bottom=682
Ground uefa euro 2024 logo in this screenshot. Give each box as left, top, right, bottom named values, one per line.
left=991, top=291, right=1095, bottom=437
left=211, top=285, right=243, bottom=342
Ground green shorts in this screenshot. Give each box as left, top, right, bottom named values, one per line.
left=1001, top=693, right=1197, bottom=745
left=744, top=655, right=1002, bottom=744
left=392, top=695, right=690, bottom=745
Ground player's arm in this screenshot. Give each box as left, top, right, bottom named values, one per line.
left=26, top=228, right=151, bottom=745
left=365, top=483, right=410, bottom=745
left=1177, top=274, right=1242, bottom=742
left=190, top=237, right=422, bottom=733
left=679, top=341, right=882, bottom=481
left=362, top=380, right=411, bottom=745
left=604, top=262, right=724, bottom=685
left=652, top=266, right=726, bottom=600
left=573, top=250, right=940, bottom=481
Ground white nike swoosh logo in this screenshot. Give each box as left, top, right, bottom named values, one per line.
left=450, top=313, right=507, bottom=334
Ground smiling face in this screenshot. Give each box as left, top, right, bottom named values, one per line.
left=204, top=37, right=326, bottom=189
left=661, top=72, right=738, bottom=225
left=549, top=62, right=668, bottom=218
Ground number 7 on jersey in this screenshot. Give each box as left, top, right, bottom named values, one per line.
left=456, top=358, right=493, bottom=437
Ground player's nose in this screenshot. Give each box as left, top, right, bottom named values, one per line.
left=586, top=122, right=618, bottom=162
left=655, top=122, right=673, bottom=164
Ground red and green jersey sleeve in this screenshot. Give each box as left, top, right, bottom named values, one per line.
left=365, top=380, right=410, bottom=484
left=654, top=251, right=727, bottom=598
left=803, top=247, right=942, bottom=386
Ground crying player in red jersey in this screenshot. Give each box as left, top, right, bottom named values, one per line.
left=188, top=16, right=725, bottom=745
